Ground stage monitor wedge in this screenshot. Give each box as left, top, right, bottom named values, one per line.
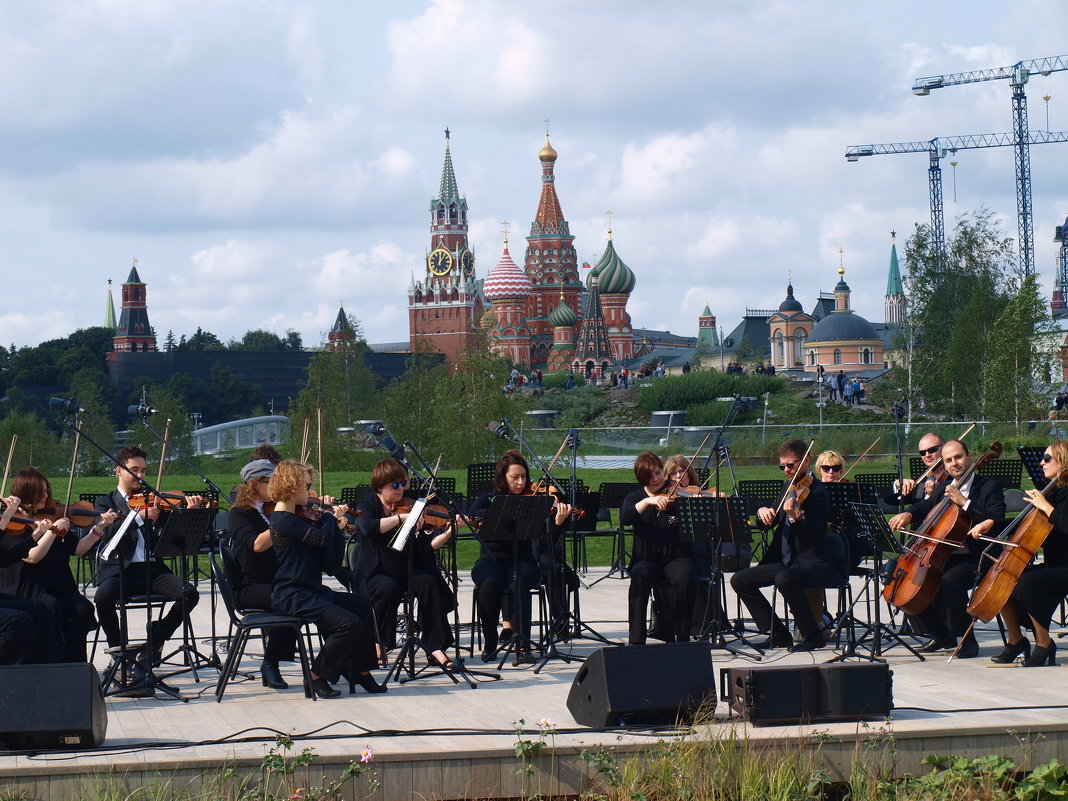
left=0, top=662, right=107, bottom=749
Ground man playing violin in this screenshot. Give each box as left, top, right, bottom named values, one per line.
left=883, top=433, right=947, bottom=506
left=93, top=446, right=205, bottom=664
left=888, top=439, right=1005, bottom=657
left=730, top=439, right=840, bottom=651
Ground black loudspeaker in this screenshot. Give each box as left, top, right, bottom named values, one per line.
left=0, top=662, right=107, bottom=748
left=720, top=662, right=892, bottom=726
left=567, top=642, right=716, bottom=727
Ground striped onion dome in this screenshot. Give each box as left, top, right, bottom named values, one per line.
left=480, top=308, right=497, bottom=329
left=587, top=236, right=635, bottom=294
left=548, top=296, right=577, bottom=327
left=483, top=242, right=531, bottom=300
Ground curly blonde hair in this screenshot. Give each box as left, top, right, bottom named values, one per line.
left=267, top=460, right=310, bottom=503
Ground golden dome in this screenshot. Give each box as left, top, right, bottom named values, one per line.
left=539, top=134, right=558, bottom=163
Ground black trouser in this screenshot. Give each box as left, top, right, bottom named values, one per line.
left=0, top=592, right=57, bottom=662
left=36, top=591, right=97, bottom=662
left=365, top=572, right=404, bottom=650
left=628, top=558, right=698, bottom=644
left=235, top=584, right=298, bottom=663
left=310, top=590, right=377, bottom=684
left=0, top=600, right=36, bottom=664
left=915, top=553, right=981, bottom=640
left=95, top=562, right=200, bottom=648
left=730, top=562, right=832, bottom=641
left=472, top=558, right=539, bottom=649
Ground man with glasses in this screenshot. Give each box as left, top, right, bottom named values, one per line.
left=730, top=439, right=841, bottom=651
left=888, top=439, right=1005, bottom=658
left=883, top=433, right=947, bottom=506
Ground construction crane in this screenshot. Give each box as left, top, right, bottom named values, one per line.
left=912, top=54, right=1068, bottom=276
left=1055, top=215, right=1068, bottom=315
left=845, top=130, right=1068, bottom=265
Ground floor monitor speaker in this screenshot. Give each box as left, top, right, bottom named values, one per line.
left=0, top=662, right=107, bottom=748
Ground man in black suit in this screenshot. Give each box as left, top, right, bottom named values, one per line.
left=93, top=446, right=204, bottom=660
left=888, top=439, right=1005, bottom=657
left=882, top=432, right=947, bottom=507
left=730, top=439, right=843, bottom=651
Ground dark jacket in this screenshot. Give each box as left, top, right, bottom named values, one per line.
left=619, top=487, right=695, bottom=566
left=270, top=510, right=349, bottom=620
left=906, top=473, right=1006, bottom=558
left=0, top=526, right=79, bottom=600
left=93, top=490, right=167, bottom=582
left=760, top=476, right=842, bottom=585
left=468, top=491, right=540, bottom=563
left=227, top=504, right=276, bottom=591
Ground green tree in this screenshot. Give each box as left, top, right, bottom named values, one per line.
left=174, top=327, right=225, bottom=352
left=230, top=329, right=287, bottom=351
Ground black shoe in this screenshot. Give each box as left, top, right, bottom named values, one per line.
left=1024, top=640, right=1057, bottom=667
left=954, top=636, right=979, bottom=659
left=260, top=660, right=288, bottom=690
left=990, top=638, right=1030, bottom=664
left=310, top=677, right=341, bottom=698
left=354, top=672, right=388, bottom=694
left=480, top=649, right=497, bottom=663
left=499, top=628, right=514, bottom=645
left=919, top=636, right=956, bottom=653
left=790, top=636, right=825, bottom=653
left=756, top=633, right=793, bottom=649
left=144, top=621, right=165, bottom=665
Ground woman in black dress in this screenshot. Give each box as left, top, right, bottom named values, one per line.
left=986, top=439, right=1068, bottom=667
left=227, top=459, right=296, bottom=690
left=354, top=459, right=458, bottom=669
left=268, top=460, right=385, bottom=698
left=620, top=451, right=698, bottom=645
left=0, top=468, right=107, bottom=661
left=468, top=450, right=571, bottom=661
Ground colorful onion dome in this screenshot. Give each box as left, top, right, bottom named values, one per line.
left=483, top=241, right=531, bottom=300
left=548, top=297, right=577, bottom=327
left=480, top=308, right=497, bottom=330
left=587, top=236, right=635, bottom=294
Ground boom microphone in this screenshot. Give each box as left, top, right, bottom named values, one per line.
left=127, top=403, right=159, bottom=417
left=49, top=397, right=85, bottom=415
left=487, top=420, right=510, bottom=440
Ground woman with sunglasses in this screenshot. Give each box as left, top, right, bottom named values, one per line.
left=354, top=459, right=458, bottom=670
left=268, top=460, right=385, bottom=698
left=985, top=441, right=1068, bottom=667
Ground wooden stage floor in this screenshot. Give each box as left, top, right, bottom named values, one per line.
left=4, top=568, right=1068, bottom=800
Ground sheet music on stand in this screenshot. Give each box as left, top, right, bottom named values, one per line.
left=1018, top=446, right=1048, bottom=490
left=478, top=495, right=552, bottom=544
left=847, top=502, right=903, bottom=556
left=100, top=510, right=143, bottom=561
left=153, top=508, right=213, bottom=558
left=825, top=482, right=879, bottom=528
left=390, top=498, right=427, bottom=552
left=675, top=496, right=748, bottom=545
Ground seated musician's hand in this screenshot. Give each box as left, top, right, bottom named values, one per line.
left=32, top=519, right=52, bottom=539
left=967, top=519, right=994, bottom=539
left=644, top=495, right=671, bottom=512
left=98, top=509, right=119, bottom=528
left=923, top=478, right=937, bottom=496
left=554, top=503, right=572, bottom=525
left=143, top=506, right=161, bottom=522
left=186, top=495, right=205, bottom=509
left=320, top=495, right=338, bottom=506
left=757, top=506, right=775, bottom=527
left=54, top=517, right=71, bottom=535
left=1024, top=489, right=1054, bottom=517
left=900, top=478, right=916, bottom=496
left=888, top=512, right=911, bottom=531
left=332, top=503, right=350, bottom=525
left=944, top=485, right=965, bottom=507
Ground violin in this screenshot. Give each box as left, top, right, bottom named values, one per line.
left=883, top=441, right=1002, bottom=615
left=35, top=499, right=98, bottom=531
left=127, top=490, right=189, bottom=511
left=785, top=472, right=814, bottom=522
left=1, top=508, right=46, bottom=535
left=522, top=484, right=587, bottom=521
left=392, top=497, right=452, bottom=530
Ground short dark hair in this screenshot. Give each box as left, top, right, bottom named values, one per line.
left=371, top=458, right=408, bottom=491
left=633, top=451, right=663, bottom=487
left=117, top=446, right=147, bottom=465
left=251, top=444, right=282, bottom=465
left=494, top=450, right=530, bottom=494
left=778, top=439, right=807, bottom=461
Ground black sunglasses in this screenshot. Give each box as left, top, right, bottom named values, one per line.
left=777, top=461, right=799, bottom=472
left=390, top=480, right=409, bottom=490
left=1042, top=453, right=1054, bottom=463
left=918, top=446, right=942, bottom=456
left=820, top=465, right=843, bottom=472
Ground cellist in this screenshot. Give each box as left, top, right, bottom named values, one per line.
left=983, top=440, right=1068, bottom=667
left=888, top=439, right=1005, bottom=658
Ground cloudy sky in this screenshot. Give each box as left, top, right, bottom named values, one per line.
left=1, top=0, right=1066, bottom=350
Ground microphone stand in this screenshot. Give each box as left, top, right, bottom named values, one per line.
left=60, top=415, right=187, bottom=701
left=130, top=412, right=224, bottom=674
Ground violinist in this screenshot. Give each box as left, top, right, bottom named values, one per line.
left=93, top=446, right=205, bottom=661
left=620, top=452, right=698, bottom=646
left=729, top=439, right=839, bottom=651
left=353, top=459, right=458, bottom=670
left=882, top=433, right=947, bottom=506
left=268, top=460, right=384, bottom=698
left=984, top=441, right=1068, bottom=667
left=889, top=439, right=1005, bottom=657
left=227, top=459, right=295, bottom=690
left=0, top=468, right=100, bottom=661
left=468, top=450, right=571, bottom=661
left=0, top=496, right=57, bottom=664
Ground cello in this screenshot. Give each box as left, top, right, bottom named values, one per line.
left=882, top=441, right=1002, bottom=615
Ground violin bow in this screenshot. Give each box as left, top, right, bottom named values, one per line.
left=316, top=408, right=324, bottom=499
left=62, top=417, right=82, bottom=511
left=534, top=434, right=572, bottom=493
left=153, top=418, right=172, bottom=509
left=1, top=434, right=17, bottom=495
left=772, top=438, right=816, bottom=518
left=300, top=416, right=311, bottom=465
left=839, top=436, right=882, bottom=482
left=912, top=422, right=977, bottom=487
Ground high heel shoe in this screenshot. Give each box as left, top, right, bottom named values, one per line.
left=989, top=638, right=1030, bottom=664
left=1024, top=640, right=1056, bottom=667
left=260, top=660, right=288, bottom=689
left=310, top=677, right=341, bottom=698
left=355, top=672, right=388, bottom=694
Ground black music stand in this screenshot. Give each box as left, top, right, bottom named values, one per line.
left=153, top=507, right=218, bottom=680
left=478, top=494, right=551, bottom=668
left=1018, top=446, right=1048, bottom=489
left=841, top=502, right=925, bottom=661
left=676, top=495, right=762, bottom=657
left=825, top=482, right=879, bottom=567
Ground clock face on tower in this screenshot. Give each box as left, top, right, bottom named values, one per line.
left=428, top=248, right=453, bottom=276
left=459, top=249, right=474, bottom=277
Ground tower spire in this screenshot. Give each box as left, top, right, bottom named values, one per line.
left=885, top=231, right=905, bottom=324
left=104, top=278, right=117, bottom=331
left=439, top=127, right=459, bottom=202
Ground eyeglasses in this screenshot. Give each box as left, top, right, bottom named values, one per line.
left=778, top=461, right=799, bottom=472
left=1042, top=454, right=1054, bottom=463
left=305, top=483, right=313, bottom=491
left=918, top=446, right=942, bottom=456
left=390, top=480, right=409, bottom=490
left=820, top=465, right=843, bottom=473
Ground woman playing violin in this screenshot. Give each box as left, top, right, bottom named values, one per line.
left=354, top=459, right=458, bottom=670
left=227, top=459, right=295, bottom=690
left=268, top=460, right=385, bottom=698
left=620, top=452, right=699, bottom=645
left=0, top=468, right=102, bottom=662
left=985, top=440, right=1068, bottom=667
left=468, top=450, right=572, bottom=662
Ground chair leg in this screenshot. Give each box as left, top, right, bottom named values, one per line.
left=295, top=627, right=316, bottom=700
left=216, top=627, right=250, bottom=702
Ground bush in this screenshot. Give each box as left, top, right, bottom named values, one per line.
left=637, top=372, right=786, bottom=413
